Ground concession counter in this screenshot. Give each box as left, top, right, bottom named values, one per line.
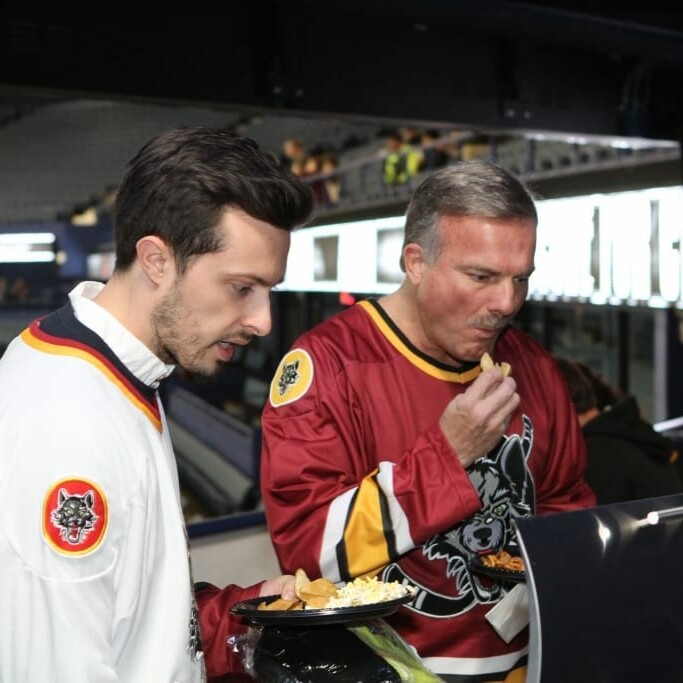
left=515, top=493, right=683, bottom=682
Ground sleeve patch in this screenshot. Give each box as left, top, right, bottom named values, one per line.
left=42, top=478, right=109, bottom=556
left=269, top=348, right=314, bottom=407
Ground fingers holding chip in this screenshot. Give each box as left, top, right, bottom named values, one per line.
left=256, top=569, right=415, bottom=612
left=480, top=352, right=512, bottom=377
left=258, top=568, right=341, bottom=611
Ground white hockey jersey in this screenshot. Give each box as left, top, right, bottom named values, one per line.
left=0, top=282, right=205, bottom=682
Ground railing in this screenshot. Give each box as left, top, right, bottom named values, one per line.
left=302, top=133, right=681, bottom=225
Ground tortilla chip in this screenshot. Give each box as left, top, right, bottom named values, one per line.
left=257, top=597, right=302, bottom=611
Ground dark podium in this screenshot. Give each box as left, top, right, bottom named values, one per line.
left=515, top=493, right=683, bottom=683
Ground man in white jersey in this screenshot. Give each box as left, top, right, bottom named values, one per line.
left=0, top=127, right=315, bottom=682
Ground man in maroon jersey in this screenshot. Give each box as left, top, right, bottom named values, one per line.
left=260, top=160, right=596, bottom=682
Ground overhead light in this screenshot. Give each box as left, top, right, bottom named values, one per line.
left=0, top=232, right=55, bottom=245
left=0, top=232, right=56, bottom=263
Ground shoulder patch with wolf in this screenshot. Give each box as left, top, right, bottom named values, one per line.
left=269, top=348, right=314, bottom=407
left=42, top=478, right=109, bottom=556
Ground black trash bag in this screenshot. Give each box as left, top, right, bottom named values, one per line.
left=256, top=623, right=401, bottom=682
left=230, top=618, right=444, bottom=682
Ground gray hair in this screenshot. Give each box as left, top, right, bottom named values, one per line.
left=399, top=160, right=538, bottom=271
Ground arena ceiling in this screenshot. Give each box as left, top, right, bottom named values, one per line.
left=1, top=2, right=683, bottom=225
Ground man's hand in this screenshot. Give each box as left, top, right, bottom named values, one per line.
left=439, top=366, right=519, bottom=469
left=259, top=574, right=297, bottom=600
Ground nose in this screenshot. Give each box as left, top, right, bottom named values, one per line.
left=243, top=290, right=273, bottom=337
left=490, top=279, right=522, bottom=317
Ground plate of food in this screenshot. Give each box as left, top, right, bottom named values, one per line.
left=469, top=549, right=526, bottom=583
left=231, top=569, right=417, bottom=626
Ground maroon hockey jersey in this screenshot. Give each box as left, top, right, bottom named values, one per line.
left=261, top=299, right=595, bottom=679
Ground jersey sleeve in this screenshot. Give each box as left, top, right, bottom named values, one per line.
left=260, top=336, right=481, bottom=583
left=0, top=351, right=153, bottom=682
left=195, top=581, right=263, bottom=677
left=0, top=416, right=141, bottom=681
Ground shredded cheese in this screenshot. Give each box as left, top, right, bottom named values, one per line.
left=324, top=576, right=416, bottom=608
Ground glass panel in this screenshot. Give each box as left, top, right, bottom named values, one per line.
left=517, top=302, right=655, bottom=420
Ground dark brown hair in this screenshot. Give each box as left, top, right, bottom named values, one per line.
left=113, top=126, right=315, bottom=273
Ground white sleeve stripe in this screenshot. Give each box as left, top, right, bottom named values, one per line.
left=319, top=461, right=415, bottom=581
left=376, top=461, right=414, bottom=553
left=320, top=487, right=357, bottom=583
left=422, top=647, right=528, bottom=675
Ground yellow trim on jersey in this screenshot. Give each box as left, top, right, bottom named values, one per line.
left=21, top=328, right=162, bottom=432
left=344, top=468, right=391, bottom=577
left=358, top=300, right=480, bottom=383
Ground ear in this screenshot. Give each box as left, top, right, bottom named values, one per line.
left=402, top=243, right=426, bottom=285
left=136, top=236, right=172, bottom=284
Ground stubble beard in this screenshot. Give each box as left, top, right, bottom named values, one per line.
left=151, top=285, right=220, bottom=379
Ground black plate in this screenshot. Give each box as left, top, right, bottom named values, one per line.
left=231, top=592, right=415, bottom=626
left=469, top=553, right=526, bottom=583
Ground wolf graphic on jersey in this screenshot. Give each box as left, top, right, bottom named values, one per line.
left=51, top=488, right=98, bottom=545
left=384, top=415, right=535, bottom=617
left=277, top=359, right=300, bottom=397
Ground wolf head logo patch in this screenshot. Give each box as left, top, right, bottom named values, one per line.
left=269, top=348, right=314, bottom=407
left=42, top=478, right=108, bottom=556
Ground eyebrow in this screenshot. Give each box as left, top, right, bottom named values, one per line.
left=230, top=272, right=285, bottom=288
left=463, top=264, right=536, bottom=277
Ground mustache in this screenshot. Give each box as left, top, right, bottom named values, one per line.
left=468, top=316, right=511, bottom=330
left=227, top=332, right=256, bottom=345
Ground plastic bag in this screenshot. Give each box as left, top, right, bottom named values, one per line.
left=228, top=617, right=444, bottom=682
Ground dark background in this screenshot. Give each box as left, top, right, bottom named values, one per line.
left=3, top=3, right=683, bottom=140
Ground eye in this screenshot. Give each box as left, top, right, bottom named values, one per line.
left=232, top=283, right=253, bottom=296
left=491, top=503, right=507, bottom=518
left=470, top=272, right=491, bottom=283
left=514, top=275, right=530, bottom=284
